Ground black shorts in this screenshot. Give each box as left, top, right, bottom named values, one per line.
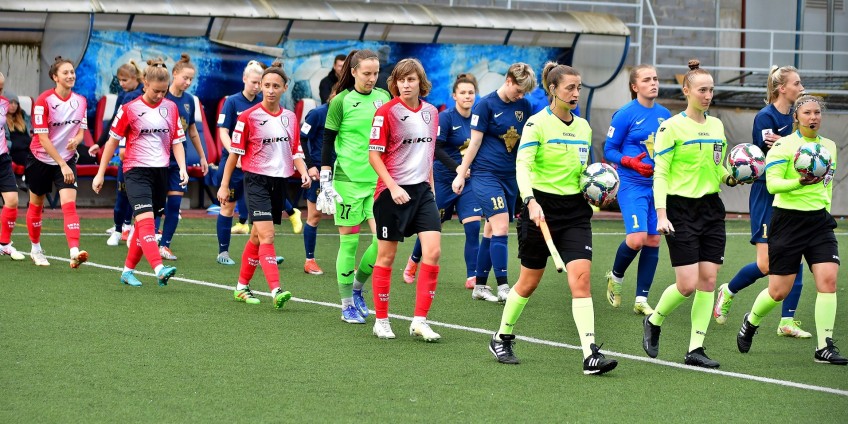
left=244, top=171, right=287, bottom=225
left=124, top=167, right=169, bottom=218
left=768, top=207, right=839, bottom=275
left=374, top=182, right=441, bottom=242
left=0, top=154, right=17, bottom=193
left=517, top=191, right=593, bottom=270
left=24, top=154, right=77, bottom=196
left=665, top=194, right=726, bottom=267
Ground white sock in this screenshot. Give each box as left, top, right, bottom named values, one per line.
left=611, top=274, right=623, bottom=283
left=31, top=242, right=41, bottom=252
left=271, top=287, right=282, bottom=297
left=635, top=296, right=648, bottom=304
left=412, top=316, right=426, bottom=325
left=154, top=264, right=164, bottom=274
left=70, top=247, right=79, bottom=258
left=352, top=279, right=365, bottom=291
left=341, top=297, right=354, bottom=307
left=123, top=266, right=134, bottom=273
left=724, top=286, right=735, bottom=297
left=236, top=283, right=248, bottom=290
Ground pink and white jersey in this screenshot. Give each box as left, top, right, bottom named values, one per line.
left=110, top=97, right=185, bottom=172
left=369, top=98, right=438, bottom=199
left=31, top=89, right=88, bottom=165
left=0, top=96, right=8, bottom=155
left=231, top=103, right=303, bottom=178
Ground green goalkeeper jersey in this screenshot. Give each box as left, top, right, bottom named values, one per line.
left=653, top=112, right=729, bottom=209
left=765, top=131, right=837, bottom=212
left=325, top=87, right=391, bottom=183
left=516, top=107, right=592, bottom=199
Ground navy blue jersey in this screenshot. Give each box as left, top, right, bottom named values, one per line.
left=217, top=91, right=262, bottom=165
left=435, top=107, right=471, bottom=182
left=752, top=103, right=793, bottom=183
left=604, top=99, right=671, bottom=188
left=165, top=90, right=197, bottom=164
left=300, top=103, right=329, bottom=168
left=470, top=91, right=532, bottom=177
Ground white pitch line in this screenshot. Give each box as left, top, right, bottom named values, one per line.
left=40, top=254, right=848, bottom=398
left=36, top=232, right=848, bottom=237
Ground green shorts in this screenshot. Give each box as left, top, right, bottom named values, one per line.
left=333, top=180, right=376, bottom=227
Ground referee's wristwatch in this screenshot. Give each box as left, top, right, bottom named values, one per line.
left=523, top=196, right=535, bottom=206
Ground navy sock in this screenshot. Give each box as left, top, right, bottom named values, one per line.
left=782, top=263, right=804, bottom=317
left=284, top=198, right=294, bottom=216
left=727, top=262, right=766, bottom=294
left=491, top=235, right=509, bottom=286
left=160, top=195, right=181, bottom=248
left=304, top=223, right=317, bottom=259
left=612, top=240, right=640, bottom=278
left=636, top=245, right=659, bottom=298
left=114, top=189, right=130, bottom=231
left=154, top=216, right=161, bottom=233
left=122, top=195, right=133, bottom=226
left=217, top=214, right=233, bottom=254
left=476, top=236, right=492, bottom=286
left=463, top=221, right=480, bottom=278
left=410, top=238, right=422, bottom=263
left=237, top=195, right=248, bottom=224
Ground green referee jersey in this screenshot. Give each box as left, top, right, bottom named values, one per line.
left=516, top=107, right=592, bottom=199
left=653, top=112, right=729, bottom=209
left=765, top=131, right=837, bottom=212
left=325, top=87, right=391, bottom=183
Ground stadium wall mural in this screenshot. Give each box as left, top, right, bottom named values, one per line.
left=77, top=31, right=564, bottom=120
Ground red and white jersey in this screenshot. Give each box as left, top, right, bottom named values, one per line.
left=0, top=96, right=8, bottom=156
left=369, top=98, right=438, bottom=198
left=231, top=103, right=303, bottom=178
left=30, top=89, right=88, bottom=165
left=110, top=97, right=185, bottom=172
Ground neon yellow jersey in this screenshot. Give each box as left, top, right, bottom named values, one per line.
left=516, top=107, right=591, bottom=199
left=325, top=87, right=391, bottom=183
left=653, top=112, right=729, bottom=209
left=765, top=131, right=837, bottom=212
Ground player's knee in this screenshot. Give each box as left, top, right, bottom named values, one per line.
left=220, top=202, right=235, bottom=216
left=422, top=246, right=441, bottom=263
left=377, top=250, right=397, bottom=266
left=816, top=275, right=838, bottom=293
left=756, top=258, right=769, bottom=275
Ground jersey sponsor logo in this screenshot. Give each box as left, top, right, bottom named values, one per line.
left=138, top=112, right=147, bottom=117
left=352, top=102, right=361, bottom=107
left=471, top=115, right=479, bottom=126
left=139, top=128, right=171, bottom=134
left=499, top=126, right=520, bottom=152
left=713, top=143, right=722, bottom=165
left=493, top=112, right=503, bottom=118
left=578, top=146, right=589, bottom=165
left=259, top=119, right=269, bottom=126
left=422, top=111, right=431, bottom=124
left=159, top=107, right=168, bottom=119
left=261, top=136, right=289, bottom=144
left=777, top=125, right=789, bottom=132
left=607, top=126, right=615, bottom=137
left=51, top=119, right=83, bottom=127
left=635, top=118, right=645, bottom=125
left=824, top=168, right=835, bottom=187
left=370, top=126, right=380, bottom=140
left=452, top=125, right=461, bottom=131
left=301, top=122, right=312, bottom=133
left=400, top=115, right=410, bottom=121
left=51, top=103, right=61, bottom=110
left=373, top=100, right=383, bottom=108
left=235, top=121, right=245, bottom=131
left=699, top=132, right=710, bottom=137
left=515, top=111, right=524, bottom=122
left=35, top=115, right=43, bottom=125
left=34, top=105, right=44, bottom=114
left=402, top=137, right=433, bottom=144
left=368, top=145, right=384, bottom=151
left=70, top=99, right=79, bottom=110
left=761, top=128, right=773, bottom=142
left=232, top=133, right=241, bottom=144
left=134, top=203, right=152, bottom=211
left=217, top=114, right=225, bottom=124
left=177, top=128, right=185, bottom=137
left=253, top=210, right=271, bottom=217
left=373, top=116, right=384, bottom=127
left=562, top=132, right=576, bottom=137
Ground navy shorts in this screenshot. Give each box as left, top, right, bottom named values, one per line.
left=435, top=177, right=482, bottom=222
left=168, top=163, right=186, bottom=193
left=0, top=154, right=17, bottom=193
left=305, top=179, right=319, bottom=203
left=472, top=171, right=517, bottom=221
left=748, top=180, right=774, bottom=244
left=617, top=183, right=658, bottom=235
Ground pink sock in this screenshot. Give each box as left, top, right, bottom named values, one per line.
left=372, top=265, right=392, bottom=319
left=238, top=241, right=260, bottom=285
left=61, top=202, right=81, bottom=249
left=136, top=218, right=162, bottom=270
left=26, top=203, right=43, bottom=244
left=0, top=206, right=17, bottom=245
left=258, top=243, right=280, bottom=292
left=124, top=224, right=143, bottom=269
left=414, top=263, right=440, bottom=317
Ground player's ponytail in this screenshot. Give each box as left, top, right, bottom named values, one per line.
left=262, top=59, right=289, bottom=85
left=541, top=61, right=579, bottom=96
left=143, top=57, right=170, bottom=83
left=682, top=59, right=710, bottom=89
left=117, top=59, right=143, bottom=85
left=172, top=53, right=195, bottom=75
left=243, top=60, right=266, bottom=77
left=334, top=49, right=380, bottom=94
left=765, top=65, right=799, bottom=105
left=49, top=56, right=74, bottom=80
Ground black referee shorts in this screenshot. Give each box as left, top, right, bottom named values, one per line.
left=374, top=182, right=441, bottom=242
left=665, top=193, right=726, bottom=267
left=24, top=154, right=77, bottom=196
left=769, top=207, right=839, bottom=275
left=517, top=190, right=593, bottom=270
left=124, top=167, right=169, bottom=218
left=244, top=171, right=287, bottom=225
